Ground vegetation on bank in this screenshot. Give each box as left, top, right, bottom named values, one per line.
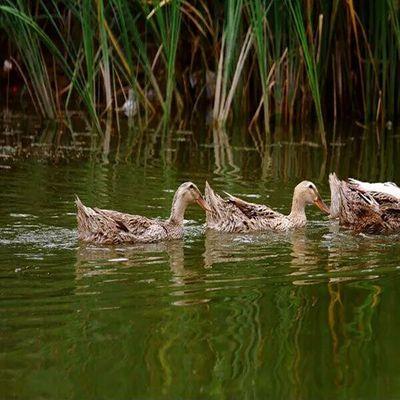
left=0, top=1, right=399, bottom=146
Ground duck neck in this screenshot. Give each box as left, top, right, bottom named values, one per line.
left=288, top=193, right=307, bottom=223
left=168, top=193, right=188, bottom=225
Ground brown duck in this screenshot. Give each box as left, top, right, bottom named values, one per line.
left=76, top=182, right=210, bottom=244
left=329, top=173, right=400, bottom=234
left=204, top=181, right=329, bottom=233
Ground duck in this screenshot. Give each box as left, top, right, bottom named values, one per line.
left=347, top=177, right=400, bottom=199
left=204, top=181, right=329, bottom=233
left=76, top=182, right=210, bottom=244
left=329, top=173, right=400, bottom=233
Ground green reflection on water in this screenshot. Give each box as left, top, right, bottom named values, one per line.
left=1, top=122, right=400, bottom=399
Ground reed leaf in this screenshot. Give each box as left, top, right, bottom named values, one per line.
left=286, top=0, right=326, bottom=147
left=1, top=0, right=400, bottom=141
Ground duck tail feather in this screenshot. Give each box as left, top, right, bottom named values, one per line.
left=204, top=182, right=227, bottom=224
left=75, top=194, right=83, bottom=208
left=75, top=196, right=97, bottom=234
left=223, top=191, right=236, bottom=201
left=204, top=182, right=222, bottom=207
left=329, top=172, right=341, bottom=218
left=347, top=177, right=362, bottom=185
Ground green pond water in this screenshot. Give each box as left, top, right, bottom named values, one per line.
left=1, top=120, right=400, bottom=399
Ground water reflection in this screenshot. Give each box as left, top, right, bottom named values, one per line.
left=327, top=280, right=382, bottom=390
left=2, top=114, right=400, bottom=184
left=75, top=240, right=213, bottom=307
left=3, top=119, right=400, bottom=398
left=212, top=128, right=239, bottom=175
left=324, top=226, right=400, bottom=281
left=203, top=229, right=293, bottom=268
left=71, top=231, right=391, bottom=398
left=288, top=229, right=324, bottom=285
left=75, top=240, right=186, bottom=279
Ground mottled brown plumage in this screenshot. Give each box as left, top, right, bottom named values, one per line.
left=329, top=173, right=400, bottom=233
left=205, top=181, right=329, bottom=233
left=76, top=182, right=210, bottom=244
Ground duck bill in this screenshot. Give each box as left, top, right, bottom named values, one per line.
left=196, top=197, right=212, bottom=212
left=314, top=196, right=330, bottom=214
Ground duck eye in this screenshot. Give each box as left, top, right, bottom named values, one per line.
left=308, top=184, right=313, bottom=189
left=189, top=184, right=194, bottom=189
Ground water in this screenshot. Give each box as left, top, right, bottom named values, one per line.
left=2, top=120, right=400, bottom=399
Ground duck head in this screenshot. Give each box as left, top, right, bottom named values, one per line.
left=177, top=182, right=211, bottom=212
left=169, top=182, right=211, bottom=224
left=293, top=181, right=330, bottom=213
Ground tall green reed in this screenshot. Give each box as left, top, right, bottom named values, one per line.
left=247, top=0, right=272, bottom=136
left=213, top=0, right=253, bottom=128
left=1, top=1, right=57, bottom=118
left=286, top=0, right=326, bottom=147
left=1, top=0, right=400, bottom=145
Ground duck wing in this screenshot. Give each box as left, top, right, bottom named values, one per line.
left=337, top=180, right=386, bottom=233
left=92, top=208, right=156, bottom=235
left=348, top=178, right=400, bottom=200
left=223, top=192, right=281, bottom=220
left=379, top=202, right=400, bottom=232
left=204, top=182, right=283, bottom=232
left=347, top=179, right=400, bottom=230
left=329, top=175, right=400, bottom=233
left=369, top=192, right=400, bottom=207
left=76, top=197, right=166, bottom=243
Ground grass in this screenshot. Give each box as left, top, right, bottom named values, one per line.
left=1, top=1, right=400, bottom=145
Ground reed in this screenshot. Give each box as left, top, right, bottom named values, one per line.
left=2, top=1, right=57, bottom=118
left=247, top=0, right=272, bottom=136
left=1, top=0, right=400, bottom=145
left=213, top=0, right=247, bottom=128
left=286, top=0, right=326, bottom=147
